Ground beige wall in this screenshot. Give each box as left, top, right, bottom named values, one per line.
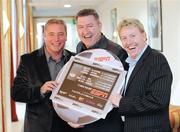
left=96, top=0, right=180, bottom=105
left=162, top=0, right=180, bottom=105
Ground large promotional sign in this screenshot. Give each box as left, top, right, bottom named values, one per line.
left=50, top=49, right=126, bottom=125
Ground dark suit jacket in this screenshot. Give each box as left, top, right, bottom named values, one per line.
left=11, top=47, right=75, bottom=132
left=119, top=46, right=172, bottom=132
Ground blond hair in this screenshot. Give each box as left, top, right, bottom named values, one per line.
left=117, top=18, right=145, bottom=33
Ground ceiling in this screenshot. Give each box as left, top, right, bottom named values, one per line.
left=29, top=0, right=108, bottom=17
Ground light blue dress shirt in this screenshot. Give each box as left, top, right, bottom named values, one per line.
left=123, top=44, right=148, bottom=95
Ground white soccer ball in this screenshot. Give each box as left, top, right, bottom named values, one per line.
left=52, top=49, right=124, bottom=125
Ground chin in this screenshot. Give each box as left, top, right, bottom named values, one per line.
left=52, top=48, right=60, bottom=52
left=131, top=55, right=137, bottom=59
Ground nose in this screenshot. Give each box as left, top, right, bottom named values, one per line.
left=55, top=35, right=59, bottom=41
left=82, top=26, right=90, bottom=34
left=126, top=37, right=133, bottom=44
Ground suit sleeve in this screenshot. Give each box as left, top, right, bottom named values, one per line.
left=11, top=56, right=44, bottom=104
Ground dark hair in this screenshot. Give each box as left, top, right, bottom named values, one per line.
left=44, top=18, right=67, bottom=34
left=75, top=9, right=99, bottom=20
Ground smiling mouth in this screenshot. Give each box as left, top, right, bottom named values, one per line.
left=129, top=47, right=136, bottom=50
left=83, top=34, right=93, bottom=39
left=52, top=43, right=60, bottom=45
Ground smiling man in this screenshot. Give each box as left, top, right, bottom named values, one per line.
left=110, top=18, right=173, bottom=132
left=75, top=9, right=127, bottom=64
left=68, top=9, right=127, bottom=132
left=11, top=19, right=75, bottom=132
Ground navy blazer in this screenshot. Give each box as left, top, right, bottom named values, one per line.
left=119, top=46, right=172, bottom=132
left=11, top=47, right=75, bottom=132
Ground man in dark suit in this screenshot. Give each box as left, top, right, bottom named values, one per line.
left=68, top=9, right=127, bottom=132
left=11, top=19, right=76, bottom=132
left=111, top=18, right=172, bottom=132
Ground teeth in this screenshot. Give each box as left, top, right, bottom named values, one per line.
left=83, top=34, right=92, bottom=38
left=129, top=47, right=136, bottom=50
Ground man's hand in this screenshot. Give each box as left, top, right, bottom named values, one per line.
left=40, top=81, right=58, bottom=94
left=110, top=94, right=122, bottom=107
left=68, top=122, right=84, bottom=128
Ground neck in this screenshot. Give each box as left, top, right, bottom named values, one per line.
left=51, top=52, right=62, bottom=61
left=45, top=47, right=62, bottom=61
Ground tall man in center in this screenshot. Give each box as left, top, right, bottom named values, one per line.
left=68, top=8, right=127, bottom=132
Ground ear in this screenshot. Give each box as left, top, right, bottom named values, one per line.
left=43, top=32, right=47, bottom=44
left=143, top=32, right=147, bottom=41
left=43, top=32, right=46, bottom=38
left=98, top=21, right=102, bottom=30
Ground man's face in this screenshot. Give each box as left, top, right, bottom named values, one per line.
left=119, top=25, right=147, bottom=59
left=44, top=23, right=67, bottom=55
left=76, top=15, right=102, bottom=48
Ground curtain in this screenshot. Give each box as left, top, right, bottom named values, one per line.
left=10, top=0, right=18, bottom=122
left=0, top=3, right=5, bottom=130
left=10, top=39, right=18, bottom=121
left=10, top=0, right=35, bottom=121
left=26, top=0, right=35, bottom=52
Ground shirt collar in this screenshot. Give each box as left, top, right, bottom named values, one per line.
left=126, top=44, right=148, bottom=66
left=44, top=46, right=65, bottom=63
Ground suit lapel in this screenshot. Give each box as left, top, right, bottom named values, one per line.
left=36, top=47, right=51, bottom=82
left=125, top=46, right=151, bottom=93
